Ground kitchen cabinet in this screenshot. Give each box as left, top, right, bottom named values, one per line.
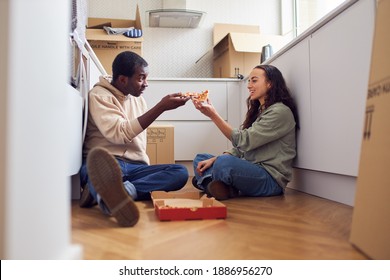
left=266, top=0, right=376, bottom=205
left=308, top=0, right=374, bottom=176
left=272, top=0, right=374, bottom=177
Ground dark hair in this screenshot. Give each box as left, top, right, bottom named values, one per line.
left=241, top=64, right=299, bottom=130
left=112, top=51, right=148, bottom=81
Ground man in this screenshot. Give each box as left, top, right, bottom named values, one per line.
left=79, top=51, right=190, bottom=227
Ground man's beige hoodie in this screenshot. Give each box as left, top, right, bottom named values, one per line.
left=83, top=76, right=150, bottom=164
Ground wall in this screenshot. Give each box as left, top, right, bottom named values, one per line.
left=87, top=0, right=283, bottom=78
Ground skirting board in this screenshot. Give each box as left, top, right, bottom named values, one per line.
left=288, top=168, right=357, bottom=206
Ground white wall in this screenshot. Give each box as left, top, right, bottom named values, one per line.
left=87, top=0, right=283, bottom=78
left=0, top=0, right=82, bottom=259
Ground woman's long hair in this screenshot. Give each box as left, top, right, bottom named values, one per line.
left=241, top=65, right=299, bottom=130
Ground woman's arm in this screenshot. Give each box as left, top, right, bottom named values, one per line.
left=193, top=99, right=233, bottom=141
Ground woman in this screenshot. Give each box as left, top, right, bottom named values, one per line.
left=192, top=65, right=299, bottom=200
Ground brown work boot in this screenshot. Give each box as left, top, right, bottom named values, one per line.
left=207, top=180, right=239, bottom=200
left=87, top=147, right=139, bottom=227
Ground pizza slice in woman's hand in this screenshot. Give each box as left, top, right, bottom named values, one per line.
left=181, top=90, right=209, bottom=102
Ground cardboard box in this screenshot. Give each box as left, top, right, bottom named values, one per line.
left=146, top=125, right=174, bottom=164
left=151, top=191, right=227, bottom=221
left=350, top=0, right=390, bottom=260
left=212, top=23, right=287, bottom=78
left=86, top=5, right=143, bottom=75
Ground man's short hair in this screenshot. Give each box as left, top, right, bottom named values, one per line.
left=112, top=51, right=148, bottom=81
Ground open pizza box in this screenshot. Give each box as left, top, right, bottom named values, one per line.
left=151, top=190, right=227, bottom=221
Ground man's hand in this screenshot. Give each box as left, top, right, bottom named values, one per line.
left=138, top=93, right=190, bottom=129
left=159, top=93, right=191, bottom=111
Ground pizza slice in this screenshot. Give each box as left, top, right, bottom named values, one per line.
left=181, top=90, right=209, bottom=102
left=181, top=92, right=196, bottom=98
left=195, top=90, right=209, bottom=102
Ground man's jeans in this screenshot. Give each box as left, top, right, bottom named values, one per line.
left=80, top=157, right=189, bottom=213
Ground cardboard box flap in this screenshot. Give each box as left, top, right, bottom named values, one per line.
left=213, top=23, right=260, bottom=45
left=86, top=29, right=144, bottom=42
left=134, top=4, right=142, bottom=31
left=229, top=33, right=263, bottom=53
left=227, top=33, right=288, bottom=53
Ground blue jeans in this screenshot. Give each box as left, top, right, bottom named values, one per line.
left=193, top=153, right=283, bottom=197
left=80, top=157, right=189, bottom=203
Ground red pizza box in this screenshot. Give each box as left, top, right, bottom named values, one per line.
left=151, top=190, right=227, bottom=221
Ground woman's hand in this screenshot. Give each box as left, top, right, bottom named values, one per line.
left=196, top=156, right=217, bottom=176
left=192, top=98, right=217, bottom=118
left=193, top=97, right=234, bottom=141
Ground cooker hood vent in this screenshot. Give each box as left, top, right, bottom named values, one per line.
left=147, top=0, right=205, bottom=28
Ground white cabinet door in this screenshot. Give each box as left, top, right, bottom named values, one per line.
left=309, top=0, right=375, bottom=176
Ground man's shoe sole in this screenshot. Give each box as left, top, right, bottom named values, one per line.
left=87, top=147, right=139, bottom=227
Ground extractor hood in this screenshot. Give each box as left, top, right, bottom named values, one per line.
left=147, top=0, right=205, bottom=28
